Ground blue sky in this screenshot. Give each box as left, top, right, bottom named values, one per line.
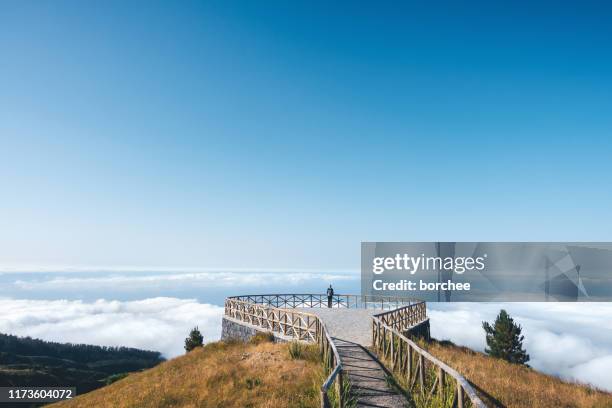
left=1, top=1, right=612, bottom=271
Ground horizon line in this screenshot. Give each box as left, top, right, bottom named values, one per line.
left=0, top=264, right=360, bottom=274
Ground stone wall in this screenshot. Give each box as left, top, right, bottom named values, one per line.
left=221, top=316, right=290, bottom=343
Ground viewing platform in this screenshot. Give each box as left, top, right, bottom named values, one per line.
left=222, top=293, right=485, bottom=408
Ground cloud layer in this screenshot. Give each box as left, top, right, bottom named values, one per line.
left=12, top=271, right=358, bottom=290
left=2, top=296, right=612, bottom=392
left=429, top=302, right=612, bottom=391
left=0, top=297, right=224, bottom=358
left=2, top=271, right=361, bottom=306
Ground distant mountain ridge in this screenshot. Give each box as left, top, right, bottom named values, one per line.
left=0, top=332, right=164, bottom=403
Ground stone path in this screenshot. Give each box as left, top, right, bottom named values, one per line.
left=334, top=338, right=410, bottom=407
left=307, top=309, right=379, bottom=346
left=306, top=309, right=410, bottom=408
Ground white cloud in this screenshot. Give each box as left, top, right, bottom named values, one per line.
left=566, top=355, right=612, bottom=391
left=12, top=271, right=358, bottom=291
left=0, top=297, right=224, bottom=358
left=429, top=302, right=612, bottom=392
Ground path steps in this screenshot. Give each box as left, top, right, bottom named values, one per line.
left=334, top=338, right=409, bottom=407
left=306, top=309, right=410, bottom=407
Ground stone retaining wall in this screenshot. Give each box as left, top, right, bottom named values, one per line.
left=221, top=316, right=290, bottom=343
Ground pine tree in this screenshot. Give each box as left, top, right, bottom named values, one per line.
left=184, top=327, right=204, bottom=353
left=482, top=309, right=529, bottom=365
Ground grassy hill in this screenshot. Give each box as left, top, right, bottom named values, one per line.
left=46, top=332, right=612, bottom=408
left=422, top=339, right=612, bottom=408
left=0, top=332, right=164, bottom=398
left=51, top=334, right=325, bottom=408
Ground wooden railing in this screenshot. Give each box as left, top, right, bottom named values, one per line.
left=229, top=293, right=422, bottom=310
left=375, top=301, right=427, bottom=331
left=372, top=307, right=486, bottom=408
left=225, top=297, right=320, bottom=341
left=318, top=318, right=344, bottom=408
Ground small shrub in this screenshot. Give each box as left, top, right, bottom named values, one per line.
left=249, top=331, right=275, bottom=345
left=288, top=341, right=304, bottom=360
left=245, top=377, right=262, bottom=390
left=104, top=372, right=129, bottom=385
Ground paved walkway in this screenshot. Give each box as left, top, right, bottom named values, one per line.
left=306, top=309, right=379, bottom=346
left=306, top=308, right=410, bottom=408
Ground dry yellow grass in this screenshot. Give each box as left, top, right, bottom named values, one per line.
left=50, top=335, right=324, bottom=408
left=422, top=339, right=612, bottom=408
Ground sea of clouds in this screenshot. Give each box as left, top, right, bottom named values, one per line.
left=1, top=270, right=612, bottom=392
left=0, top=297, right=224, bottom=357
left=11, top=271, right=358, bottom=290
left=0, top=270, right=358, bottom=357
left=0, top=270, right=360, bottom=305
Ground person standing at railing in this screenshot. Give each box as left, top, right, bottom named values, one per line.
left=326, top=284, right=334, bottom=308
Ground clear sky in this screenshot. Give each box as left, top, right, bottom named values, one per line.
left=1, top=1, right=611, bottom=271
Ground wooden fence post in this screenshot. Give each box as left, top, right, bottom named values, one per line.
left=382, top=326, right=387, bottom=357
left=390, top=331, right=395, bottom=369
left=282, top=313, right=287, bottom=335
left=419, top=354, right=425, bottom=395
left=336, top=370, right=344, bottom=408
left=457, top=380, right=464, bottom=408
left=398, top=337, right=403, bottom=372
left=438, top=366, right=444, bottom=400
left=320, top=390, right=329, bottom=408
left=407, top=344, right=412, bottom=381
